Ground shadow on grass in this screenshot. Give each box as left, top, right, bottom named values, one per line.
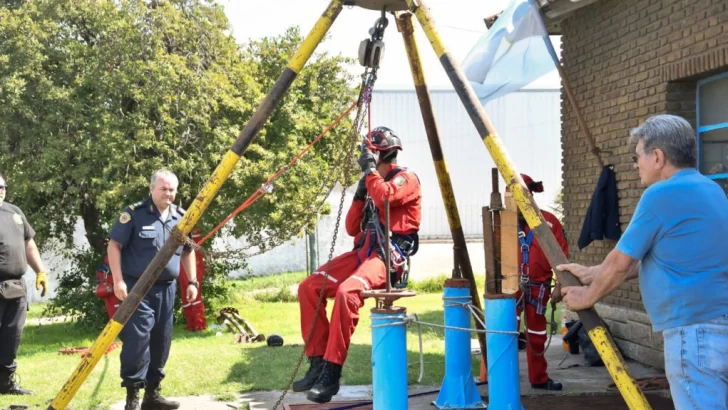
left=224, top=343, right=449, bottom=392
left=18, top=322, right=99, bottom=356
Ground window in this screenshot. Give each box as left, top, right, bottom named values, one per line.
left=697, top=72, right=728, bottom=194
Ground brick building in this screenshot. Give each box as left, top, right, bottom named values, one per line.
left=541, top=0, right=728, bottom=368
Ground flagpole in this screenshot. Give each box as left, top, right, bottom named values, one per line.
left=530, top=0, right=605, bottom=168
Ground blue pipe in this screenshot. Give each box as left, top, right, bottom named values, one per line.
left=435, top=280, right=485, bottom=409
left=485, top=294, right=524, bottom=410
left=371, top=308, right=408, bottom=410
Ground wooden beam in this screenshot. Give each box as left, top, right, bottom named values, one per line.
left=500, top=192, right=520, bottom=294
left=483, top=206, right=497, bottom=295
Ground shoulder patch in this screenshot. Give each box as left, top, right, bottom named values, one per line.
left=119, top=212, right=132, bottom=224
left=392, top=175, right=406, bottom=187
left=128, top=200, right=145, bottom=211
left=12, top=213, right=23, bottom=225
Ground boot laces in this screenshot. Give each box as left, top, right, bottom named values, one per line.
left=317, top=364, right=339, bottom=386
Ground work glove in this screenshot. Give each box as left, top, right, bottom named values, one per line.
left=353, top=177, right=368, bottom=201
left=358, top=138, right=377, bottom=173
left=36, top=271, right=49, bottom=297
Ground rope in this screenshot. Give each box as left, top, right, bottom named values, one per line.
left=370, top=313, right=519, bottom=336
left=197, top=99, right=359, bottom=246
left=271, top=70, right=377, bottom=410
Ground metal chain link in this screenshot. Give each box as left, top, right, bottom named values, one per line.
left=272, top=69, right=377, bottom=410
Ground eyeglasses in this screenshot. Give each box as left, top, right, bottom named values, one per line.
left=631, top=154, right=639, bottom=163
left=0, top=185, right=7, bottom=190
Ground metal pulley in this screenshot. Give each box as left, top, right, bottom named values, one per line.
left=359, top=10, right=388, bottom=69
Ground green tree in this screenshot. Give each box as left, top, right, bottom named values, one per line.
left=0, top=0, right=357, bottom=326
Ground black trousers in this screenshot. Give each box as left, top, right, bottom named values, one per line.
left=0, top=296, right=26, bottom=375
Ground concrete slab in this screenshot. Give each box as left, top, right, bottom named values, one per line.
left=108, top=334, right=669, bottom=409
left=225, top=336, right=668, bottom=409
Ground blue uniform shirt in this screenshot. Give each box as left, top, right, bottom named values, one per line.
left=108, top=198, right=190, bottom=281
left=616, top=168, right=728, bottom=332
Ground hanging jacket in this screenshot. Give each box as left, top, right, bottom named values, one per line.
left=578, top=165, right=621, bottom=250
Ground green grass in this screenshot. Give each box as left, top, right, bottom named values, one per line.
left=2, top=272, right=561, bottom=409
left=230, top=271, right=307, bottom=294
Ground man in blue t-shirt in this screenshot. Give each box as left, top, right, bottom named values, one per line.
left=558, top=115, right=728, bottom=410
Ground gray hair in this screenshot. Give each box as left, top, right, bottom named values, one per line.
left=150, top=169, right=179, bottom=189
left=629, top=114, right=697, bottom=168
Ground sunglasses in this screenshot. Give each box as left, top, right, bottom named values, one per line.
left=631, top=154, right=639, bottom=163
left=0, top=185, right=7, bottom=190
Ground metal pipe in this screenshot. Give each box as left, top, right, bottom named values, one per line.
left=385, top=199, right=392, bottom=294
left=484, top=294, right=522, bottom=410
left=435, top=279, right=485, bottom=409
left=371, top=307, right=408, bottom=410
left=406, top=2, right=651, bottom=409
left=396, top=11, right=487, bottom=363
left=47, top=2, right=344, bottom=408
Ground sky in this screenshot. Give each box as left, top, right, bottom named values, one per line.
left=219, top=0, right=561, bottom=90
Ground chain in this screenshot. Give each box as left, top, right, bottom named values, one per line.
left=271, top=69, right=377, bottom=410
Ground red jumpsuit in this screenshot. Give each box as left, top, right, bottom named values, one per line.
left=516, top=210, right=568, bottom=385
left=298, top=164, right=421, bottom=365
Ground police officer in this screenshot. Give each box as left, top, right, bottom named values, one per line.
left=294, top=127, right=422, bottom=404
left=0, top=172, right=49, bottom=395
left=107, top=170, right=198, bottom=410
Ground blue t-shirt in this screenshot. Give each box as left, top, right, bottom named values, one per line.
left=107, top=198, right=189, bottom=281
left=616, top=169, right=728, bottom=332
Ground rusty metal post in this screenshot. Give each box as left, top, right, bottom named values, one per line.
left=396, top=12, right=486, bottom=361
left=490, top=168, right=503, bottom=294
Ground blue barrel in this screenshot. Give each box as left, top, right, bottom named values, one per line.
left=435, top=279, right=485, bottom=409
left=372, top=308, right=408, bottom=410
left=485, top=294, right=523, bottom=410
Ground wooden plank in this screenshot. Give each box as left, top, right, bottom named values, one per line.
left=483, top=206, right=497, bottom=295
left=501, top=192, right=520, bottom=294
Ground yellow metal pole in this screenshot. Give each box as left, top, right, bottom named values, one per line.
left=396, top=11, right=487, bottom=365
left=405, top=2, right=651, bottom=409
left=47, top=2, right=343, bottom=409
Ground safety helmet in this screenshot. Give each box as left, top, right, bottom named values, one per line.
left=369, top=126, right=402, bottom=162
left=267, top=334, right=284, bottom=347
left=504, top=174, right=544, bottom=193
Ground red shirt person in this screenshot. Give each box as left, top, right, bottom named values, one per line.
left=294, top=127, right=421, bottom=404
left=514, top=174, right=568, bottom=391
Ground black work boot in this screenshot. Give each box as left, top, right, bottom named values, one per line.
left=306, top=361, right=342, bottom=404
left=141, top=383, right=179, bottom=410
left=125, top=386, right=141, bottom=410
left=531, top=378, right=563, bottom=391
left=0, top=372, right=32, bottom=395
left=518, top=332, right=527, bottom=351
left=292, top=356, right=325, bottom=392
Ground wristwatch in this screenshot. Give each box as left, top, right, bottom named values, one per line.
left=188, top=280, right=199, bottom=288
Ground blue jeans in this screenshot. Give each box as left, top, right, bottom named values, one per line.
left=663, top=314, right=728, bottom=410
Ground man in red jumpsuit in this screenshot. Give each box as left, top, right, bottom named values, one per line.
left=294, top=126, right=422, bottom=404
left=515, top=174, right=567, bottom=391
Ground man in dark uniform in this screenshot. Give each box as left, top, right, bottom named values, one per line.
left=107, top=170, right=198, bottom=410
left=0, top=172, right=49, bottom=395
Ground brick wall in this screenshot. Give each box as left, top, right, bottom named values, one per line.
left=559, top=0, right=728, bottom=368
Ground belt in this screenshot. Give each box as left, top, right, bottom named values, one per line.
left=123, top=275, right=175, bottom=286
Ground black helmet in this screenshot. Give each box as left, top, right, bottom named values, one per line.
left=267, top=334, right=284, bottom=347
left=370, top=126, right=402, bottom=152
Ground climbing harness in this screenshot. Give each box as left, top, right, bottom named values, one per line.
left=354, top=166, right=419, bottom=289
left=517, top=223, right=558, bottom=358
